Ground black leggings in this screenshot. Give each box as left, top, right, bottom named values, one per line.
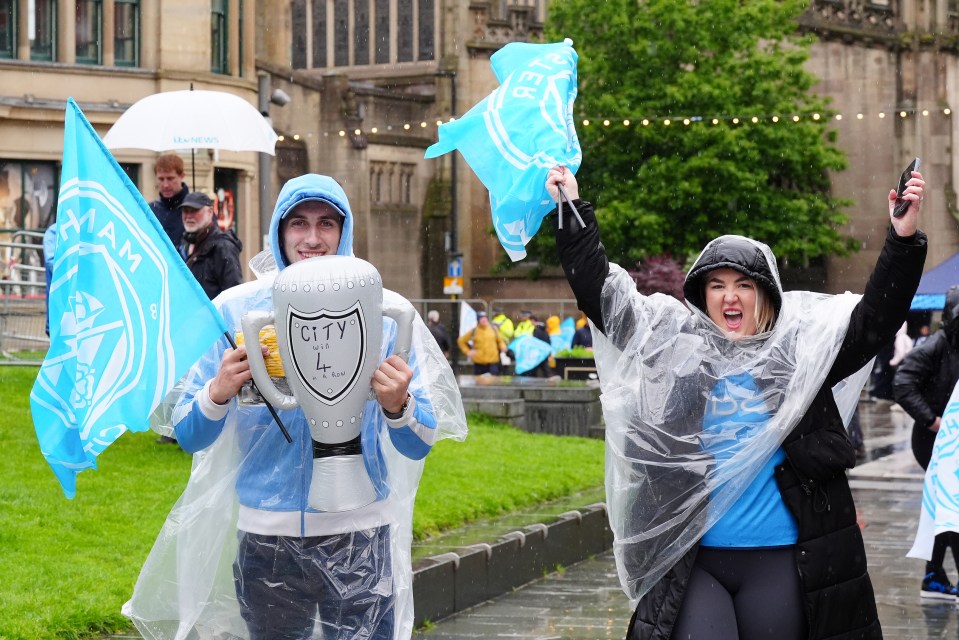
left=672, top=547, right=806, bottom=640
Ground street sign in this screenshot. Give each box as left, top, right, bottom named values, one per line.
left=443, top=276, right=463, bottom=295
left=448, top=257, right=463, bottom=278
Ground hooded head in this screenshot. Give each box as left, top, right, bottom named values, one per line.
left=269, top=174, right=355, bottom=270
left=683, top=235, right=783, bottom=337
left=942, top=285, right=959, bottom=338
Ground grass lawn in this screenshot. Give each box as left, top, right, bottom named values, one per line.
left=0, top=365, right=604, bottom=640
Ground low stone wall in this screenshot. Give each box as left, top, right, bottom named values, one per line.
left=458, top=376, right=604, bottom=438
left=411, top=503, right=613, bottom=626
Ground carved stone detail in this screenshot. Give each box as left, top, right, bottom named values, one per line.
left=468, top=1, right=543, bottom=47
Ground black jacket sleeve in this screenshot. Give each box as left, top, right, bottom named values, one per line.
left=550, top=200, right=610, bottom=333
left=892, top=338, right=942, bottom=430
left=214, top=240, right=244, bottom=293
left=826, top=226, right=927, bottom=386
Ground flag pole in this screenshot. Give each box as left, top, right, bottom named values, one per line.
left=224, top=331, right=293, bottom=443
left=558, top=183, right=585, bottom=229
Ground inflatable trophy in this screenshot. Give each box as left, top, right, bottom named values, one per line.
left=242, top=255, right=415, bottom=512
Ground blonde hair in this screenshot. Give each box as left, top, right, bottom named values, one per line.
left=754, top=285, right=776, bottom=333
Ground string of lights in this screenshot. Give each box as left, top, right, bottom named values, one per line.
left=274, top=106, right=954, bottom=142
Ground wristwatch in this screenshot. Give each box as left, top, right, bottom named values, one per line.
left=383, top=394, right=411, bottom=420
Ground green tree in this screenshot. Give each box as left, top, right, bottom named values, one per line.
left=544, top=0, right=856, bottom=266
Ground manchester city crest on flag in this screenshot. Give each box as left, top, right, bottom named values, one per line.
left=30, top=99, right=228, bottom=498
left=425, top=39, right=582, bottom=261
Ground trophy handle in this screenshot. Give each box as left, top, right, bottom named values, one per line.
left=241, top=310, right=299, bottom=411
left=383, top=300, right=416, bottom=363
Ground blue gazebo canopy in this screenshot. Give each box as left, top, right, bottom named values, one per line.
left=911, top=252, right=959, bottom=310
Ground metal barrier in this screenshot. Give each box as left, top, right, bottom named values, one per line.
left=487, top=298, right=581, bottom=322
left=0, top=231, right=49, bottom=364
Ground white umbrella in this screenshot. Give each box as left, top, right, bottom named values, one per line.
left=104, top=89, right=278, bottom=154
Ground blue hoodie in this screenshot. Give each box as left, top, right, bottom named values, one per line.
left=172, top=174, right=436, bottom=524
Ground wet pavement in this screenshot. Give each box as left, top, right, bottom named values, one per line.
left=413, top=400, right=956, bottom=640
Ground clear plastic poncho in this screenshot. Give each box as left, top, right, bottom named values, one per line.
left=597, top=243, right=864, bottom=604
left=123, top=251, right=467, bottom=640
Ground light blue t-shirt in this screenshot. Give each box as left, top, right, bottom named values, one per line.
left=700, top=372, right=798, bottom=548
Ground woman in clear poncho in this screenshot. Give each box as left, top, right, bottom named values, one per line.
left=545, top=166, right=926, bottom=640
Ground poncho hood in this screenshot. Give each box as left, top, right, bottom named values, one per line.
left=683, top=235, right=783, bottom=318
left=268, top=173, right=355, bottom=269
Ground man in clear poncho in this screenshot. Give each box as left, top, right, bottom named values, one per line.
left=124, top=174, right=467, bottom=640
left=545, top=166, right=926, bottom=640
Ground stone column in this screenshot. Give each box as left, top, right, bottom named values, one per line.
left=140, top=0, right=157, bottom=68
left=228, top=0, right=239, bottom=76
left=242, top=0, right=255, bottom=77
left=102, top=0, right=115, bottom=66
left=59, top=0, right=76, bottom=64
left=16, top=0, right=28, bottom=59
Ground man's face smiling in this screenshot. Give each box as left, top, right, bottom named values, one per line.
left=281, top=201, right=343, bottom=264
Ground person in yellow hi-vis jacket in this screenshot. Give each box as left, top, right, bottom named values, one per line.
left=457, top=311, right=507, bottom=375
left=492, top=309, right=515, bottom=344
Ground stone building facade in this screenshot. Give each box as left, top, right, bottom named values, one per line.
left=0, top=0, right=261, bottom=278
left=801, top=0, right=959, bottom=294
left=0, top=0, right=956, bottom=305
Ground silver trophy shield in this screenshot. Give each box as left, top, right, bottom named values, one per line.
left=242, top=255, right=415, bottom=512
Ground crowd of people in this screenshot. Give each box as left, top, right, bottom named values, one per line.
left=49, top=142, right=949, bottom=640
left=438, top=307, right=594, bottom=377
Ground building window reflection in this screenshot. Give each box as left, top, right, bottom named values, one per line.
left=292, top=0, right=435, bottom=70
left=76, top=0, right=101, bottom=64
left=211, top=0, right=228, bottom=74
left=114, top=0, right=140, bottom=66
left=30, top=0, right=57, bottom=62
left=0, top=0, right=15, bottom=59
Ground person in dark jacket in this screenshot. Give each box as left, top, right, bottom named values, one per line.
left=155, top=191, right=243, bottom=445
left=893, top=285, right=959, bottom=601
left=545, top=165, right=927, bottom=640
left=517, top=314, right=554, bottom=377
left=177, top=191, right=243, bottom=302
left=426, top=309, right=452, bottom=359
left=572, top=323, right=593, bottom=350
left=149, top=153, right=189, bottom=247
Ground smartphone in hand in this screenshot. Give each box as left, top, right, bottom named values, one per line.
left=893, top=157, right=921, bottom=218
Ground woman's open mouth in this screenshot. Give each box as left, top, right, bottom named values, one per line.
left=723, top=309, right=743, bottom=331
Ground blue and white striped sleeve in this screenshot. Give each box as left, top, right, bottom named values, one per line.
left=383, top=390, right=437, bottom=461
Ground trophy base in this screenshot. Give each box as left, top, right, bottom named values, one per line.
left=308, top=455, right=378, bottom=512
left=239, top=378, right=291, bottom=405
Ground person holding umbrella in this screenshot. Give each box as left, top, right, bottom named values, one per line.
left=149, top=153, right=189, bottom=247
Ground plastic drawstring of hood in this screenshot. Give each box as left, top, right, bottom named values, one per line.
left=595, top=235, right=864, bottom=604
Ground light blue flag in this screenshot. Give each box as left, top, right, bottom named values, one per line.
left=550, top=316, right=576, bottom=355
left=508, top=335, right=553, bottom=375
left=425, top=39, right=581, bottom=261
left=30, top=99, right=229, bottom=498
left=909, top=382, right=959, bottom=561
